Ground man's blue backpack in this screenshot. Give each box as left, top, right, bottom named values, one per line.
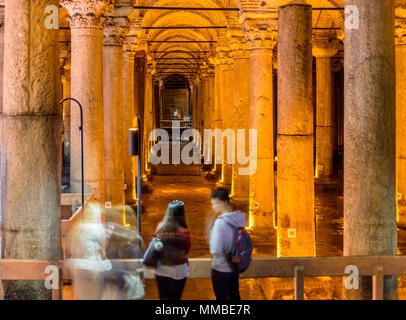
left=225, top=225, right=253, bottom=274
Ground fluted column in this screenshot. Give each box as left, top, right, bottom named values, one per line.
left=242, top=15, right=277, bottom=234
left=230, top=38, right=250, bottom=202
left=1, top=0, right=61, bottom=299
left=103, top=17, right=128, bottom=209
left=344, top=0, right=396, bottom=300
left=312, top=36, right=339, bottom=180
left=396, top=17, right=406, bottom=225
left=277, top=4, right=314, bottom=257
left=62, top=0, right=114, bottom=202
left=123, top=43, right=136, bottom=204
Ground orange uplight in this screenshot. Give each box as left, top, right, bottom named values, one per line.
left=122, top=207, right=131, bottom=228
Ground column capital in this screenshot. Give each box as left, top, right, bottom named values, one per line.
left=217, top=49, right=234, bottom=69
left=395, top=17, right=406, bottom=45
left=123, top=41, right=136, bottom=60
left=61, top=0, right=115, bottom=29
left=103, top=17, right=129, bottom=46
left=241, top=15, right=278, bottom=50
left=312, top=34, right=340, bottom=58
left=230, top=36, right=250, bottom=59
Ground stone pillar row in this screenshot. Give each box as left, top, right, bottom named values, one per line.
left=62, top=0, right=141, bottom=208
left=62, top=0, right=111, bottom=203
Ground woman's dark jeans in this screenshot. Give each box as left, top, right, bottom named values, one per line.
left=155, top=275, right=187, bottom=300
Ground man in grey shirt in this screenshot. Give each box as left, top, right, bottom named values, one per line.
left=209, top=188, right=246, bottom=300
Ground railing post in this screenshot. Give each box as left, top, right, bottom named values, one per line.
left=294, top=266, right=305, bottom=300
left=373, top=266, right=384, bottom=300
left=51, top=266, right=63, bottom=300
left=0, top=270, right=4, bottom=300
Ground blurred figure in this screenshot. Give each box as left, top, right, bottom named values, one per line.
left=209, top=188, right=246, bottom=301
left=66, top=201, right=145, bottom=300
left=66, top=201, right=109, bottom=300
left=149, top=200, right=191, bottom=300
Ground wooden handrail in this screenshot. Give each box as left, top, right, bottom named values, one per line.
left=2, top=256, right=406, bottom=300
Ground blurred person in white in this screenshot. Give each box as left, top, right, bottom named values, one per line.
left=66, top=201, right=144, bottom=300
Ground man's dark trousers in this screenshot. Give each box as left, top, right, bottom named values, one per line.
left=211, top=269, right=241, bottom=300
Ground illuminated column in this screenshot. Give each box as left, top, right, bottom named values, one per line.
left=103, top=17, right=128, bottom=208
left=312, top=35, right=339, bottom=180
left=0, top=11, right=4, bottom=114
left=201, top=74, right=210, bottom=156
left=230, top=37, right=250, bottom=201
left=123, top=43, right=136, bottom=204
left=62, top=0, right=113, bottom=202
left=61, top=61, right=71, bottom=164
left=396, top=17, right=406, bottom=224
left=242, top=15, right=276, bottom=233
left=143, top=65, right=154, bottom=175
left=277, top=4, right=314, bottom=257
left=206, top=70, right=215, bottom=163
left=207, top=71, right=215, bottom=130
left=1, top=0, right=61, bottom=299
left=213, top=62, right=223, bottom=173
left=218, top=48, right=234, bottom=187
left=344, top=0, right=396, bottom=300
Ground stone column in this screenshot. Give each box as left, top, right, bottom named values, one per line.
left=206, top=70, right=215, bottom=163
left=61, top=65, right=71, bottom=165
left=242, top=16, right=277, bottom=234
left=313, top=36, right=339, bottom=180
left=213, top=62, right=223, bottom=173
left=143, top=66, right=154, bottom=175
left=219, top=51, right=234, bottom=188
left=396, top=17, right=406, bottom=225
left=277, top=4, right=314, bottom=257
left=344, top=0, right=396, bottom=300
left=103, top=17, right=128, bottom=209
left=0, top=10, right=4, bottom=115
left=1, top=0, right=61, bottom=299
left=230, top=38, right=250, bottom=202
left=62, top=0, right=113, bottom=202
left=123, top=43, right=136, bottom=204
